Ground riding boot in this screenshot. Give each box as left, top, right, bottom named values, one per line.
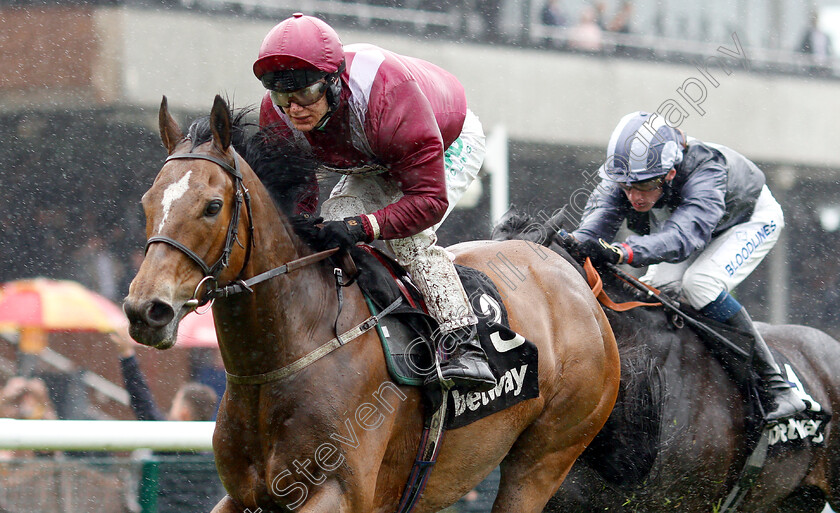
left=726, top=307, right=807, bottom=422
left=426, top=324, right=497, bottom=392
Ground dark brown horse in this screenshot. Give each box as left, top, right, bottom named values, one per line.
left=493, top=207, right=840, bottom=513
left=123, top=96, right=620, bottom=512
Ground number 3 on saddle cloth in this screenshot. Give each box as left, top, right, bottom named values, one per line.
left=348, top=245, right=540, bottom=430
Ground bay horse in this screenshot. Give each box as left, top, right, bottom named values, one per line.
left=492, top=207, right=840, bottom=513
left=123, top=96, right=620, bottom=512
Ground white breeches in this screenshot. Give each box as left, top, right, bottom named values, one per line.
left=641, top=185, right=784, bottom=309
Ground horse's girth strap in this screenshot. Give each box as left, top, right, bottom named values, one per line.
left=225, top=297, right=403, bottom=386
left=583, top=258, right=660, bottom=312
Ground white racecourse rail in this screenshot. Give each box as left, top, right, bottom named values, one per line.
left=0, top=419, right=214, bottom=451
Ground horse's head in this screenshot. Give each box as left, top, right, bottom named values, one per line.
left=124, top=95, right=254, bottom=348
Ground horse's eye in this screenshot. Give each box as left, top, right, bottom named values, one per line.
left=204, top=200, right=223, bottom=217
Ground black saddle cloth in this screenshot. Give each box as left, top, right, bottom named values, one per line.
left=347, top=245, right=540, bottom=429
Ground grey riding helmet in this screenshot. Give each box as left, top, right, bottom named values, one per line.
left=599, top=111, right=686, bottom=184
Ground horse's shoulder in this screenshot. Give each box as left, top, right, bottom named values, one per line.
left=760, top=323, right=840, bottom=372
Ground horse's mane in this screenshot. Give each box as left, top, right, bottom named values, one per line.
left=491, top=207, right=536, bottom=239
left=186, top=109, right=321, bottom=245
left=186, top=107, right=252, bottom=153
left=492, top=206, right=672, bottom=344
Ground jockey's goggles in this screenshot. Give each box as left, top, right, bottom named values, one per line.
left=260, top=68, right=326, bottom=91
left=617, top=175, right=667, bottom=192
left=268, top=79, right=329, bottom=109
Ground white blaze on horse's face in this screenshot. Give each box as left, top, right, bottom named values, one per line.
left=156, top=170, right=192, bottom=234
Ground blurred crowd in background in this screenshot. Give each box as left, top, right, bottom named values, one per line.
left=0, top=110, right=160, bottom=302
left=0, top=0, right=834, bottom=67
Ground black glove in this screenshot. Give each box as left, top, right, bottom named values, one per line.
left=289, top=213, right=324, bottom=246
left=317, top=216, right=371, bottom=250
left=578, top=238, right=626, bottom=266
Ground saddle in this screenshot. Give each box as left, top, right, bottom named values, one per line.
left=341, top=244, right=540, bottom=430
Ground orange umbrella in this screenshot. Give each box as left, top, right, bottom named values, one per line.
left=0, top=278, right=127, bottom=334
left=177, top=310, right=218, bottom=348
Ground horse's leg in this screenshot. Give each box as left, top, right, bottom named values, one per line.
left=492, top=444, right=586, bottom=513
left=297, top=478, right=374, bottom=512
left=297, top=481, right=350, bottom=512
left=208, top=486, right=349, bottom=512
left=492, top=313, right=618, bottom=513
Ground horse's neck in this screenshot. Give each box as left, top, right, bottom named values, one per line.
left=215, top=178, right=336, bottom=377
left=603, top=276, right=676, bottom=357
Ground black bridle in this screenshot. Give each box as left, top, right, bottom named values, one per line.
left=144, top=148, right=340, bottom=308
left=143, top=146, right=401, bottom=388
left=145, top=149, right=254, bottom=305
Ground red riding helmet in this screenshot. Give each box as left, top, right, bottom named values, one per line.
left=253, top=13, right=345, bottom=78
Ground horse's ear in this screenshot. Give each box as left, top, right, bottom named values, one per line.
left=210, top=95, right=232, bottom=153
left=159, top=95, right=184, bottom=155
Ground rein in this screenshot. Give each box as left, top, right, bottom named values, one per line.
left=605, top=262, right=750, bottom=359
left=226, top=295, right=402, bottom=386
left=586, top=259, right=749, bottom=358
left=208, top=248, right=340, bottom=300
left=583, top=258, right=661, bottom=311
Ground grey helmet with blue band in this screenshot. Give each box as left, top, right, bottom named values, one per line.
left=600, top=111, right=686, bottom=184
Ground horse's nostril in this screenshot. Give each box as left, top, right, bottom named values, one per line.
left=123, top=300, right=145, bottom=326
left=124, top=299, right=175, bottom=330
left=145, top=300, right=175, bottom=328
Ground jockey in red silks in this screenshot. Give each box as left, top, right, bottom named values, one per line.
left=253, top=13, right=495, bottom=392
